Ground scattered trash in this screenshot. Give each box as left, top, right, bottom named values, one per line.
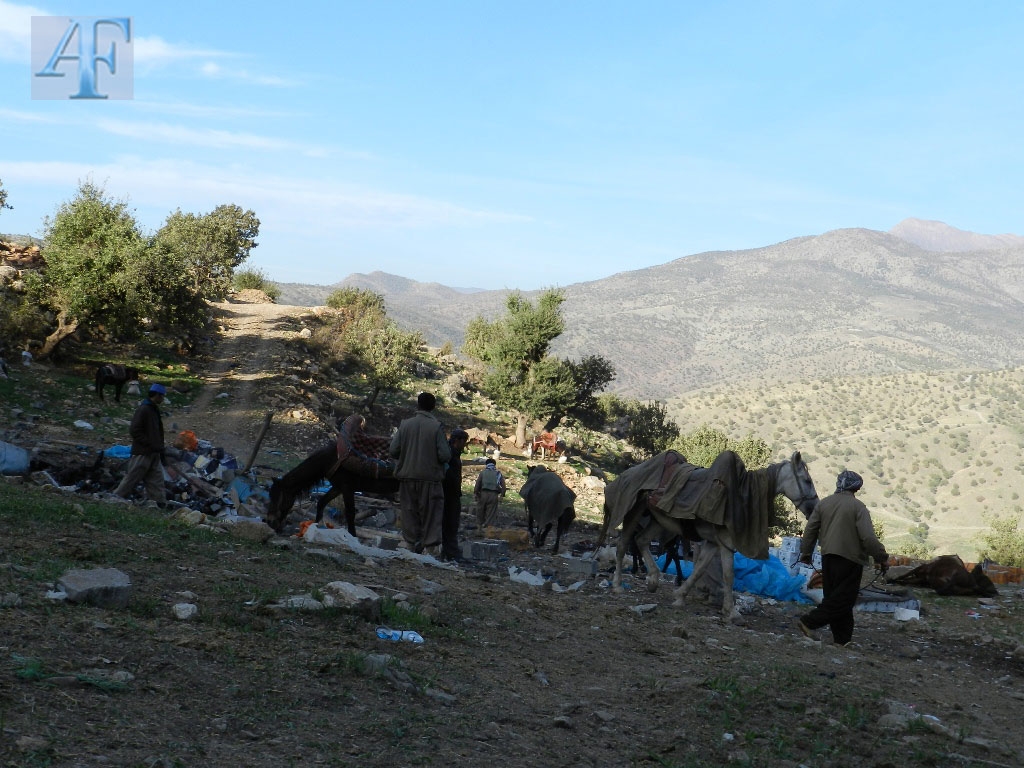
left=508, top=566, right=546, bottom=586
left=966, top=610, right=981, bottom=619
left=376, top=626, right=424, bottom=644
left=894, top=607, right=920, bottom=621
left=73, top=420, right=94, bottom=430
left=0, top=441, right=30, bottom=475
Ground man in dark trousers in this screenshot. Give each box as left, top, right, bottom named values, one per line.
left=798, top=470, right=890, bottom=646
left=441, top=428, right=469, bottom=562
left=389, top=392, right=451, bottom=555
left=113, top=383, right=168, bottom=505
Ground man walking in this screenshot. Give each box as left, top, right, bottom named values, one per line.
left=798, top=470, right=889, bottom=646
left=113, top=383, right=168, bottom=505
left=389, top=392, right=451, bottom=554
left=441, top=428, right=469, bottom=561
left=473, top=457, right=506, bottom=529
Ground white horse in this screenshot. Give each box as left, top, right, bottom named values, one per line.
left=605, top=450, right=819, bottom=622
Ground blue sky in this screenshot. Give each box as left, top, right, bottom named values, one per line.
left=1, top=2, right=1022, bottom=290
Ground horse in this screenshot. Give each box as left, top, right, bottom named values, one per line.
left=266, top=444, right=399, bottom=535
left=96, top=364, right=141, bottom=402
left=602, top=450, right=819, bottom=622
left=889, top=554, right=998, bottom=597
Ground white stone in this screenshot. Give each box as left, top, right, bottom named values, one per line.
left=172, top=603, right=199, bottom=620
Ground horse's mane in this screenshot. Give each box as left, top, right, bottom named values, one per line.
left=276, top=444, right=336, bottom=496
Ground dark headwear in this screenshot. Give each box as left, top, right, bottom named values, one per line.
left=485, top=458, right=496, bottom=467
left=417, top=392, right=436, bottom=411
left=450, top=428, right=469, bottom=441
left=836, top=470, right=863, bottom=493
left=149, top=383, right=167, bottom=396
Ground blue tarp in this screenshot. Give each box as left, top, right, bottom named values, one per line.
left=103, top=445, right=132, bottom=459
left=657, top=552, right=813, bottom=604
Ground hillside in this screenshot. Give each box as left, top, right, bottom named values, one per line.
left=2, top=298, right=1024, bottom=766
left=277, top=226, right=1024, bottom=400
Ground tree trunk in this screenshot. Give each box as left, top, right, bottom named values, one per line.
left=363, top=386, right=382, bottom=413
left=37, top=312, right=80, bottom=360
left=514, top=413, right=528, bottom=448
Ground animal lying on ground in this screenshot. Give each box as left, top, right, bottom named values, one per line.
left=889, top=554, right=998, bottom=597
left=601, top=449, right=819, bottom=621
left=519, top=464, right=576, bottom=553
left=266, top=444, right=399, bottom=535
left=95, top=364, right=141, bottom=402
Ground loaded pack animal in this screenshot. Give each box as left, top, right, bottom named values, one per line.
left=519, top=464, right=576, bottom=553
left=599, top=449, right=819, bottom=621
left=889, top=554, right=998, bottom=597
left=266, top=443, right=399, bottom=535
left=95, top=364, right=141, bottom=402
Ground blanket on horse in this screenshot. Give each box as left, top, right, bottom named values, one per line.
left=519, top=466, right=576, bottom=527
left=603, top=450, right=778, bottom=560
left=334, top=414, right=395, bottom=480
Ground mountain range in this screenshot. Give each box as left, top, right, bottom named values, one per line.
left=276, top=220, right=1024, bottom=400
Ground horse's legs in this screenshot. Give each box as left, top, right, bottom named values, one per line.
left=114, top=382, right=122, bottom=402
left=631, top=523, right=664, bottom=593
left=674, top=539, right=716, bottom=607
left=341, top=488, right=357, bottom=536
left=719, top=544, right=740, bottom=622
left=315, top=484, right=343, bottom=525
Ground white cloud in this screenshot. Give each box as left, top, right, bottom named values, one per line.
left=134, top=34, right=232, bottom=66
left=0, top=157, right=529, bottom=232
left=199, top=60, right=294, bottom=87
left=0, top=106, right=56, bottom=122
left=94, top=118, right=329, bottom=156
left=0, top=0, right=46, bottom=62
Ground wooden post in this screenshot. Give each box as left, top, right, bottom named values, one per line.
left=243, top=411, right=274, bottom=472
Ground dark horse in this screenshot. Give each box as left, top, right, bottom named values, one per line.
left=266, top=444, right=399, bottom=535
left=96, top=364, right=141, bottom=402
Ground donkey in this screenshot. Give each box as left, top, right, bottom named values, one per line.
left=96, top=364, right=141, bottom=402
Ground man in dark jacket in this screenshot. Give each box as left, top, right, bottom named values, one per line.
left=798, top=470, right=889, bottom=646
left=389, top=392, right=451, bottom=554
left=441, top=428, right=469, bottom=561
left=113, top=383, right=167, bottom=504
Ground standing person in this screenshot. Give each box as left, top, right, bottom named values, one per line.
left=441, top=428, right=469, bottom=562
left=473, top=457, right=506, bottom=530
left=389, top=392, right=451, bottom=554
left=797, top=470, right=889, bottom=646
left=113, top=383, right=168, bottom=505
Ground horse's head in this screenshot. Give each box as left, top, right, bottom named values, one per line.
left=265, top=478, right=292, bottom=532
left=780, top=451, right=819, bottom=518
left=970, top=564, right=999, bottom=597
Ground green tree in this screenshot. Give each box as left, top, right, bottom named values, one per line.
left=978, top=515, right=1024, bottom=567
left=232, top=267, right=280, bottom=302
left=564, top=354, right=616, bottom=426
left=0, top=178, right=12, bottom=215
left=625, top=400, right=680, bottom=459
left=153, top=204, right=259, bottom=300
left=325, top=287, right=386, bottom=317
left=34, top=181, right=149, bottom=358
left=356, top=321, right=424, bottom=411
left=463, top=289, right=576, bottom=446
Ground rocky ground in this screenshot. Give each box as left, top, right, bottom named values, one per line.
left=2, top=297, right=1023, bottom=767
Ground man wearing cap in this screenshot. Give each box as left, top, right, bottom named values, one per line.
left=389, top=392, right=451, bottom=554
left=797, top=470, right=890, bottom=646
left=113, top=383, right=168, bottom=505
left=473, top=457, right=506, bottom=529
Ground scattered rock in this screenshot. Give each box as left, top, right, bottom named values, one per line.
left=57, top=567, right=132, bottom=609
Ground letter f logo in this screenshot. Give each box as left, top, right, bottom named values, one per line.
left=35, top=17, right=132, bottom=99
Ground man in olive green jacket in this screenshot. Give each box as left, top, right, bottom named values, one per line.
left=389, top=392, right=451, bottom=554
left=798, top=470, right=890, bottom=646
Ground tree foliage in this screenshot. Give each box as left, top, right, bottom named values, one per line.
left=624, top=400, right=680, bottom=459
left=978, top=515, right=1024, bottom=567
left=326, top=287, right=386, bottom=317
left=34, top=181, right=149, bottom=356
left=565, top=354, right=616, bottom=426
left=153, top=204, right=259, bottom=301
left=463, top=289, right=576, bottom=443
left=233, top=267, right=280, bottom=302
left=0, top=178, right=11, bottom=215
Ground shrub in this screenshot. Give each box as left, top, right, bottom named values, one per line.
left=977, top=516, right=1024, bottom=567
left=232, top=267, right=280, bottom=301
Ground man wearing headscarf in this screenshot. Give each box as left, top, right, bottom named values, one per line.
left=797, top=470, right=889, bottom=646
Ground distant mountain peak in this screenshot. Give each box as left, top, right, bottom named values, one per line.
left=890, top=218, right=1024, bottom=252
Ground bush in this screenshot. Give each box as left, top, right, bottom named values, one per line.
left=232, top=268, right=280, bottom=301
left=978, top=516, right=1024, bottom=567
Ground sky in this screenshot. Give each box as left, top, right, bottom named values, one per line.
left=1, top=2, right=1022, bottom=290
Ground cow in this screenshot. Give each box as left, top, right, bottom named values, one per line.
left=889, top=554, right=998, bottom=597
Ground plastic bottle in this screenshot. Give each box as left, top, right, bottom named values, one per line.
left=375, top=626, right=424, bottom=644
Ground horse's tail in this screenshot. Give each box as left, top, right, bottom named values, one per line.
left=596, top=501, right=612, bottom=548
